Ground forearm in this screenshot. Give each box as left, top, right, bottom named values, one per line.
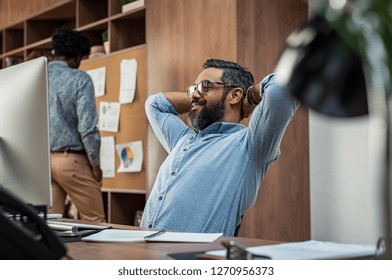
left=247, top=74, right=275, bottom=108
left=163, top=91, right=192, bottom=114
left=145, top=93, right=191, bottom=152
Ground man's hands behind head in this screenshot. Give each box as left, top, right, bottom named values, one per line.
left=241, top=81, right=262, bottom=120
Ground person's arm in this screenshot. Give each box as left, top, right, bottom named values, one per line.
left=76, top=74, right=101, bottom=175
left=239, top=74, right=299, bottom=213
left=241, top=80, right=263, bottom=120
left=163, top=91, right=192, bottom=114
left=145, top=92, right=191, bottom=152
left=91, top=166, right=103, bottom=182
left=246, top=73, right=300, bottom=163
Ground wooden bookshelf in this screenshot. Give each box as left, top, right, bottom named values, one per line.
left=0, top=0, right=146, bottom=68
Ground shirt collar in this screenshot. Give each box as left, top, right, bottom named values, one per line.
left=197, top=122, right=245, bottom=135
left=49, top=60, right=68, bottom=66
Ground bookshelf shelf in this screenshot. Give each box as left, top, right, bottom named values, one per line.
left=0, top=0, right=146, bottom=68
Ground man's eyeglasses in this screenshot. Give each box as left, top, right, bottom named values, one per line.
left=186, top=80, right=239, bottom=98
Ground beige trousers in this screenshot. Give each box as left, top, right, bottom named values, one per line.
left=49, top=152, right=105, bottom=222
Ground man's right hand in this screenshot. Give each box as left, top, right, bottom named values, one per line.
left=241, top=81, right=262, bottom=119
left=92, top=165, right=103, bottom=183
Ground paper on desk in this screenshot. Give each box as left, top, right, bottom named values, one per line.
left=205, top=240, right=376, bottom=260
left=151, top=231, right=223, bottom=243
left=81, top=229, right=223, bottom=243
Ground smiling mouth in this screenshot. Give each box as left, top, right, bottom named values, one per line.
left=191, top=100, right=205, bottom=108
left=191, top=103, right=202, bottom=109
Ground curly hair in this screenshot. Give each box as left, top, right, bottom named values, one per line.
left=203, top=59, right=254, bottom=97
left=52, top=27, right=90, bottom=59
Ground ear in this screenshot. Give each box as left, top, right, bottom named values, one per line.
left=229, top=88, right=244, bottom=105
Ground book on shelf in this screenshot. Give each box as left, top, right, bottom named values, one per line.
left=122, top=0, right=145, bottom=13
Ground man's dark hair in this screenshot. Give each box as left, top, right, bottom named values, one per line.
left=203, top=59, right=254, bottom=98
left=52, top=27, right=90, bottom=60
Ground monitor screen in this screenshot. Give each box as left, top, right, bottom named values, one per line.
left=0, top=57, right=51, bottom=210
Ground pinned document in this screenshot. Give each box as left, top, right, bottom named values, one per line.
left=119, top=58, right=137, bottom=104
left=115, top=140, right=143, bottom=172
left=100, top=136, right=115, bottom=178
left=86, top=66, right=106, bottom=97
left=99, top=101, right=120, bottom=132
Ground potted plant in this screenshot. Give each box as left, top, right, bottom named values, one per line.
left=120, top=0, right=137, bottom=4
left=101, top=30, right=109, bottom=54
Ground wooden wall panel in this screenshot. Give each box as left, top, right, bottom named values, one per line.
left=146, top=0, right=238, bottom=193
left=237, top=0, right=309, bottom=241
left=0, top=0, right=64, bottom=28
left=147, top=0, right=237, bottom=94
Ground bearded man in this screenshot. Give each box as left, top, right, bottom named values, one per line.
left=140, top=59, right=299, bottom=236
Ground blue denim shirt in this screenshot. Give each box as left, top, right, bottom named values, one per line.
left=48, top=60, right=100, bottom=167
left=141, top=74, right=299, bottom=235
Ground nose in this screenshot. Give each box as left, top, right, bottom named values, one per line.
left=189, top=90, right=202, bottom=99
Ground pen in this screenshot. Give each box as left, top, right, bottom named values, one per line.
left=144, top=229, right=166, bottom=241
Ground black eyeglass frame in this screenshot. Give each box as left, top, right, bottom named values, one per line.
left=186, top=80, right=240, bottom=98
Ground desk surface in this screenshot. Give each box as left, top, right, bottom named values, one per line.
left=66, top=236, right=278, bottom=260
left=61, top=221, right=376, bottom=260
left=64, top=222, right=279, bottom=260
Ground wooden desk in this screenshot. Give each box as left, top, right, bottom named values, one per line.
left=65, top=223, right=279, bottom=260
left=66, top=237, right=279, bottom=260
left=61, top=222, right=375, bottom=260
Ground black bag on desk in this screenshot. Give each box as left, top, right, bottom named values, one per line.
left=0, top=186, right=67, bottom=260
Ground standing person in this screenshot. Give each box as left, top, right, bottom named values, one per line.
left=141, top=59, right=299, bottom=236
left=48, top=27, right=105, bottom=222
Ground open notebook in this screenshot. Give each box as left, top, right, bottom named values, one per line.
left=81, top=229, right=222, bottom=243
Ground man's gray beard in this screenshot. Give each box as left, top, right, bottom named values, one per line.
left=188, top=99, right=225, bottom=131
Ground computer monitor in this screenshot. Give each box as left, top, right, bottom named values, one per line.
left=0, top=57, right=51, bottom=212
